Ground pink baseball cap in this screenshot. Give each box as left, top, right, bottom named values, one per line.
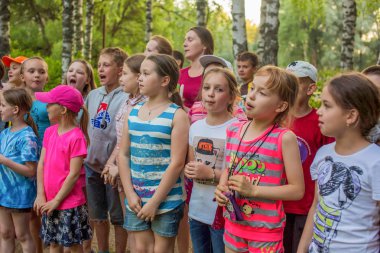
left=35, top=85, right=84, bottom=113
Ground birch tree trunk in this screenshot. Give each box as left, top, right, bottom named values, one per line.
left=196, top=0, right=207, bottom=27
left=232, top=0, right=248, bottom=58
left=0, top=0, right=10, bottom=57
left=257, top=0, right=280, bottom=66
left=340, top=0, right=356, bottom=70
left=145, top=0, right=152, bottom=43
left=84, top=0, right=94, bottom=61
left=73, top=0, right=84, bottom=57
left=62, top=0, right=74, bottom=82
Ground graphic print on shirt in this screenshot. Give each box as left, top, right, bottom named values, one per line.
left=91, top=102, right=110, bottom=129
left=296, top=135, right=311, bottom=163
left=310, top=156, right=363, bottom=253
left=193, top=137, right=224, bottom=185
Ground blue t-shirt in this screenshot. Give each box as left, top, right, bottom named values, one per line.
left=31, top=100, right=50, bottom=145
left=0, top=126, right=39, bottom=208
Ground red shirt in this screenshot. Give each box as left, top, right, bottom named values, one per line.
left=178, top=67, right=202, bottom=109
left=283, top=109, right=334, bottom=215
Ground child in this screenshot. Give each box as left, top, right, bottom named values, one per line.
left=297, top=73, right=380, bottom=253
left=1, top=55, right=28, bottom=90
left=65, top=59, right=96, bottom=98
left=0, top=60, right=5, bottom=131
left=85, top=47, right=128, bottom=253
left=144, top=35, right=173, bottom=56
left=283, top=61, right=333, bottom=253
left=118, top=54, right=189, bottom=253
left=33, top=85, right=92, bottom=252
left=236, top=51, right=259, bottom=97
left=185, top=67, right=239, bottom=253
left=215, top=66, right=305, bottom=252
left=0, top=88, right=39, bottom=253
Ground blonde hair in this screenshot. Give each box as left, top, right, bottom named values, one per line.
left=20, top=56, right=48, bottom=75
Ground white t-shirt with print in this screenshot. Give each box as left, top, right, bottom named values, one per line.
left=309, top=142, right=380, bottom=253
left=188, top=117, right=238, bottom=225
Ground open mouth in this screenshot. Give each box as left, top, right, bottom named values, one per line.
left=69, top=78, right=77, bottom=86
left=99, top=75, right=106, bottom=82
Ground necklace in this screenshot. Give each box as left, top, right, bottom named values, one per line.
left=145, top=101, right=170, bottom=116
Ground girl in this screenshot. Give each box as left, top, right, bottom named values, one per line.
left=0, top=88, right=39, bottom=253
left=215, top=66, right=305, bottom=253
left=144, top=35, right=173, bottom=56
left=179, top=26, right=214, bottom=110
left=65, top=59, right=96, bottom=98
left=297, top=73, right=380, bottom=253
left=118, top=54, right=189, bottom=253
left=20, top=56, right=50, bottom=253
left=33, top=85, right=92, bottom=253
left=185, top=68, right=239, bottom=253
left=1, top=55, right=28, bottom=90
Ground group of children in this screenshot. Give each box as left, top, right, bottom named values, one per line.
left=0, top=25, right=379, bottom=253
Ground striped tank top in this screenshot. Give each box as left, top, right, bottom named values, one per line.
left=128, top=102, right=184, bottom=214
left=224, top=121, right=289, bottom=242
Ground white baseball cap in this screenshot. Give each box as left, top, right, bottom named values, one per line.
left=200, top=55, right=233, bottom=71
left=286, top=61, right=318, bottom=82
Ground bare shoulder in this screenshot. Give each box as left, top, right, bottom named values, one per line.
left=282, top=130, right=297, bottom=145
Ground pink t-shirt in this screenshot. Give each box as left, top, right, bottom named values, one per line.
left=42, top=124, right=87, bottom=210
left=224, top=122, right=288, bottom=242
left=178, top=67, right=203, bottom=109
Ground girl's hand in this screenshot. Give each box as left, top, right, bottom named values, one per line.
left=107, top=164, right=119, bottom=187
left=33, top=194, right=47, bottom=215
left=126, top=191, right=142, bottom=214
left=137, top=200, right=159, bottom=222
left=228, top=175, right=259, bottom=198
left=184, top=161, right=212, bottom=180
left=41, top=198, right=60, bottom=215
left=215, top=184, right=230, bottom=206
left=101, top=165, right=110, bottom=184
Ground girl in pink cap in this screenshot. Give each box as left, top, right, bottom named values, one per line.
left=33, top=85, right=92, bottom=252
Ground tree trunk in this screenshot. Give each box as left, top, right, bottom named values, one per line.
left=340, top=0, right=356, bottom=70
left=73, top=0, right=84, bottom=57
left=145, top=0, right=152, bottom=43
left=0, top=0, right=10, bottom=58
left=62, top=0, right=74, bottom=82
left=257, top=0, right=280, bottom=66
left=28, top=0, right=51, bottom=55
left=84, top=0, right=94, bottom=61
left=232, top=0, right=248, bottom=58
left=196, top=0, right=207, bottom=27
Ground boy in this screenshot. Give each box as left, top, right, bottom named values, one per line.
left=236, top=51, right=259, bottom=97
left=85, top=47, right=128, bottom=253
left=284, top=61, right=333, bottom=253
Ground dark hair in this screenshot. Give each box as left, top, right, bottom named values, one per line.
left=202, top=67, right=239, bottom=113
left=362, top=65, right=380, bottom=76
left=100, top=47, right=128, bottom=67
left=0, top=60, right=5, bottom=81
left=189, top=26, right=214, bottom=55
left=146, top=54, right=183, bottom=108
left=63, top=105, right=90, bottom=146
left=327, top=72, right=380, bottom=136
left=64, top=59, right=96, bottom=97
left=237, top=51, right=259, bottom=68
left=125, top=54, right=146, bottom=74
left=173, top=50, right=184, bottom=69
left=2, top=88, right=38, bottom=137
left=150, top=35, right=173, bottom=55
left=20, top=56, right=48, bottom=75
left=255, top=66, right=299, bottom=124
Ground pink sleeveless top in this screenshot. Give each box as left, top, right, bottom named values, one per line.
left=224, top=121, right=288, bottom=242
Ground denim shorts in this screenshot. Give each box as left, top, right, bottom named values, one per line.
left=124, top=202, right=184, bottom=237
left=85, top=166, right=124, bottom=225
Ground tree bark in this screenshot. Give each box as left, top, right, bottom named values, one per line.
left=62, top=0, right=74, bottom=82
left=340, top=0, right=356, bottom=70
left=28, top=0, right=51, bottom=55
left=232, top=0, right=248, bottom=58
left=84, top=0, right=94, bottom=61
left=0, top=0, right=10, bottom=58
left=73, top=0, right=84, bottom=57
left=257, top=0, right=280, bottom=66
left=145, top=0, right=152, bottom=43
left=196, top=0, right=207, bottom=27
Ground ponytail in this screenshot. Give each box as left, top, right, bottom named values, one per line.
left=80, top=105, right=90, bottom=146
left=25, top=112, right=39, bottom=138
left=169, top=91, right=183, bottom=109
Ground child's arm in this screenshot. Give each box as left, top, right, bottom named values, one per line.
left=101, top=145, right=119, bottom=186
left=229, top=131, right=305, bottom=200
left=297, top=184, right=318, bottom=253
left=34, top=148, right=47, bottom=215
left=137, top=109, right=189, bottom=221
left=214, top=168, right=230, bottom=206
left=0, top=155, right=36, bottom=177
left=118, top=114, right=142, bottom=214
left=41, top=156, right=84, bottom=215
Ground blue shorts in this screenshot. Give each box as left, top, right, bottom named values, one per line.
left=85, top=166, right=124, bottom=225
left=124, top=202, right=184, bottom=237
